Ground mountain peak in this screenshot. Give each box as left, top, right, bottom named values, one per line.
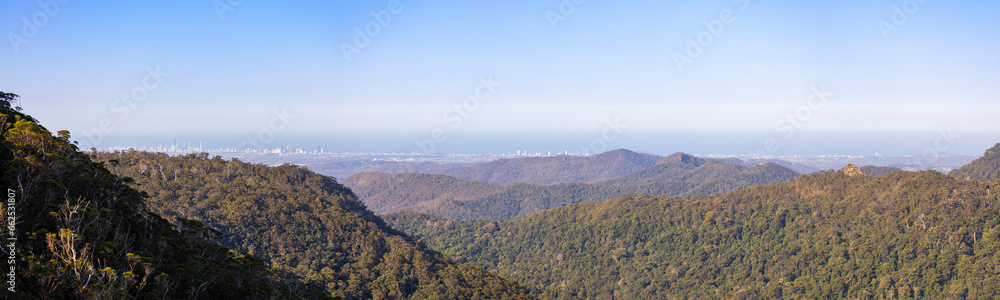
left=657, top=152, right=706, bottom=166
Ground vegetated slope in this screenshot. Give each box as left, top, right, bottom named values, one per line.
left=454, top=181, right=698, bottom=220
left=596, top=153, right=712, bottom=185
left=745, top=158, right=822, bottom=174
left=682, top=162, right=802, bottom=196
left=1, top=105, right=289, bottom=298
left=437, top=149, right=663, bottom=185
left=344, top=159, right=799, bottom=220
left=859, top=165, right=904, bottom=177
left=597, top=152, right=805, bottom=187
left=96, top=151, right=534, bottom=299
left=309, top=159, right=468, bottom=182
left=344, top=172, right=696, bottom=220
left=342, top=172, right=507, bottom=216
left=386, top=165, right=1000, bottom=299
left=950, top=143, right=1000, bottom=180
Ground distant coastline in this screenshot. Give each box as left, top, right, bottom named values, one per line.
left=90, top=130, right=1000, bottom=157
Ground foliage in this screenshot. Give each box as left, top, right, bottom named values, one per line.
left=859, top=165, right=903, bottom=177
left=386, top=167, right=1000, bottom=299
left=0, top=92, right=20, bottom=112
left=344, top=161, right=799, bottom=220
left=1, top=106, right=290, bottom=299
left=94, top=151, right=535, bottom=299
left=438, top=149, right=664, bottom=185
left=951, top=143, right=1000, bottom=181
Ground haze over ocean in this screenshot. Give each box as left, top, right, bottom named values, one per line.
left=100, top=131, right=999, bottom=156
left=3, top=1, right=998, bottom=151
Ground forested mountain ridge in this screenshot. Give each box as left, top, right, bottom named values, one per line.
left=681, top=162, right=802, bottom=196
left=436, top=149, right=663, bottom=185
left=386, top=164, right=1000, bottom=298
left=340, top=172, right=503, bottom=217
left=95, top=151, right=535, bottom=299
left=308, top=149, right=822, bottom=182
left=655, top=152, right=707, bottom=166
left=344, top=160, right=799, bottom=220
left=0, top=102, right=292, bottom=298
left=599, top=154, right=735, bottom=186
left=310, top=159, right=470, bottom=182
left=859, top=165, right=904, bottom=177
left=446, top=181, right=696, bottom=220
left=951, top=142, right=1000, bottom=181
left=744, top=158, right=822, bottom=174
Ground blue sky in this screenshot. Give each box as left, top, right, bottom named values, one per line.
left=1, top=0, right=998, bottom=151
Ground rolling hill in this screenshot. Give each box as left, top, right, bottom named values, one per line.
left=95, top=151, right=535, bottom=299
left=682, top=162, right=803, bottom=196
left=859, top=165, right=904, bottom=177
left=385, top=163, right=1000, bottom=298
left=435, top=149, right=664, bottom=185
left=343, top=156, right=801, bottom=220
left=950, top=142, right=1000, bottom=180
left=1, top=106, right=291, bottom=298
left=598, top=153, right=731, bottom=185
left=309, top=159, right=470, bottom=182
left=744, top=158, right=823, bottom=174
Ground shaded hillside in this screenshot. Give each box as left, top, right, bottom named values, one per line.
left=344, top=172, right=698, bottom=220
left=860, top=165, right=904, bottom=177
left=456, top=181, right=698, bottom=220
left=745, top=158, right=822, bottom=174
left=386, top=167, right=1000, bottom=299
left=950, top=143, right=1000, bottom=180
left=704, top=157, right=745, bottom=165
left=657, top=152, right=707, bottom=165
left=437, top=149, right=663, bottom=185
left=309, top=159, right=468, bottom=181
left=1, top=103, right=290, bottom=298
left=683, top=162, right=802, bottom=196
left=95, top=151, right=534, bottom=299
left=343, top=172, right=506, bottom=216
left=344, top=160, right=799, bottom=220
left=598, top=153, right=799, bottom=186
left=599, top=160, right=724, bottom=185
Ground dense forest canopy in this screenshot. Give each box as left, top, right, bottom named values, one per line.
left=434, top=149, right=664, bottom=185
left=0, top=92, right=20, bottom=112
left=345, top=160, right=801, bottom=220
left=950, top=143, right=1000, bottom=181
left=386, top=165, right=1000, bottom=299
left=1, top=91, right=533, bottom=299
left=1, top=98, right=291, bottom=298
left=94, top=150, right=534, bottom=299
left=7, top=87, right=998, bottom=298
left=859, top=165, right=904, bottom=177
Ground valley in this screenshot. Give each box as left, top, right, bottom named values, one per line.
left=5, top=103, right=1000, bottom=298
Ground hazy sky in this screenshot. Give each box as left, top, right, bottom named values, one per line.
left=2, top=1, right=998, bottom=148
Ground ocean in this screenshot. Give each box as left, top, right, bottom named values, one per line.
left=89, top=131, right=1000, bottom=157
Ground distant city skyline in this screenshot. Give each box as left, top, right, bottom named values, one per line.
left=91, top=131, right=999, bottom=157
left=2, top=1, right=998, bottom=152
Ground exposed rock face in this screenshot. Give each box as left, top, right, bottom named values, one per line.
left=842, top=164, right=866, bottom=177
